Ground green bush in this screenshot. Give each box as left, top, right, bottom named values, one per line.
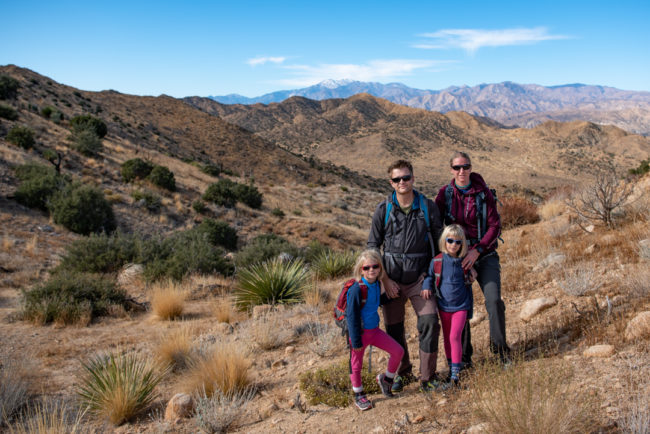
left=69, top=114, right=107, bottom=138
left=121, top=158, right=154, bottom=182
left=7, top=125, right=35, bottom=149
left=77, top=352, right=165, bottom=425
left=310, top=249, right=356, bottom=280
left=13, top=163, right=68, bottom=210
left=234, top=183, right=263, bottom=209
left=200, top=163, right=221, bottom=177
left=192, top=199, right=207, bottom=213
left=271, top=208, right=285, bottom=218
left=235, top=233, right=300, bottom=268
left=40, top=105, right=63, bottom=123
left=299, top=360, right=379, bottom=407
left=22, top=271, right=127, bottom=325
left=629, top=158, right=650, bottom=176
left=0, top=103, right=17, bottom=120
left=203, top=179, right=237, bottom=208
left=146, top=165, right=175, bottom=191
left=55, top=232, right=139, bottom=274
left=0, top=75, right=19, bottom=99
left=70, top=129, right=103, bottom=156
left=194, top=218, right=238, bottom=250
left=49, top=183, right=116, bottom=235
left=234, top=258, right=308, bottom=309
left=141, top=230, right=234, bottom=282
left=131, top=189, right=161, bottom=212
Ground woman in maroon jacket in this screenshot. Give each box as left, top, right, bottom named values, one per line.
left=434, top=151, right=510, bottom=367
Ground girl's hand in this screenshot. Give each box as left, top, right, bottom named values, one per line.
left=420, top=289, right=432, bottom=300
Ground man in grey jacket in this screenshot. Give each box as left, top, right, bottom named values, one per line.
left=367, top=160, right=445, bottom=392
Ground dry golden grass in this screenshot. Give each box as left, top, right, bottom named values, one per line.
left=183, top=340, right=251, bottom=397
left=154, top=325, right=195, bottom=372
left=150, top=280, right=188, bottom=320
left=538, top=197, right=566, bottom=220
left=213, top=297, right=236, bottom=324
left=469, top=359, right=598, bottom=434
left=2, top=236, right=15, bottom=252
left=248, top=314, right=294, bottom=350
left=499, top=196, right=539, bottom=229
left=24, top=235, right=38, bottom=257
left=7, top=398, right=86, bottom=434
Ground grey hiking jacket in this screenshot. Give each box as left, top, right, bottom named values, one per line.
left=367, top=190, right=443, bottom=285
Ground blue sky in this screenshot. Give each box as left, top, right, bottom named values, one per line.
left=2, top=0, right=649, bottom=97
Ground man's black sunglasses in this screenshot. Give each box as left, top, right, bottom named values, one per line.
left=391, top=174, right=412, bottom=183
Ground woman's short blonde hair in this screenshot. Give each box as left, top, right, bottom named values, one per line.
left=353, top=249, right=384, bottom=281
left=439, top=224, right=468, bottom=257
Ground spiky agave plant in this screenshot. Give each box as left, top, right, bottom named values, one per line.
left=310, top=249, right=356, bottom=280
left=235, top=258, right=308, bottom=309
left=77, top=352, right=166, bottom=426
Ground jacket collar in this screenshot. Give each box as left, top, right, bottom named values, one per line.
left=391, top=189, right=422, bottom=210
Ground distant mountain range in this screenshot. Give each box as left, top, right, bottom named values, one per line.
left=208, top=80, right=650, bottom=135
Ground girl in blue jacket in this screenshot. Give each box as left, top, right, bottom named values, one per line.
left=346, top=249, right=404, bottom=410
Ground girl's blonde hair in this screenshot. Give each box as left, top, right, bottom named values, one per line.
left=439, top=224, right=468, bottom=257
left=353, top=249, right=384, bottom=281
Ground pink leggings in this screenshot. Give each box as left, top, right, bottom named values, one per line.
left=349, top=327, right=404, bottom=389
left=439, top=310, right=468, bottom=364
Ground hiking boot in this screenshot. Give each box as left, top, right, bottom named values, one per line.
left=391, top=372, right=416, bottom=393
left=376, top=373, right=394, bottom=398
left=354, top=394, right=373, bottom=411
left=419, top=374, right=452, bottom=393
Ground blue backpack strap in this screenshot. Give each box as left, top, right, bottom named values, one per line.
left=444, top=184, right=455, bottom=224
left=384, top=200, right=393, bottom=228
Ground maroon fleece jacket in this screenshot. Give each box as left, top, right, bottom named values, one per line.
left=434, top=172, right=501, bottom=254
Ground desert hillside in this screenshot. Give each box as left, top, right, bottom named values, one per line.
left=1, top=65, right=649, bottom=433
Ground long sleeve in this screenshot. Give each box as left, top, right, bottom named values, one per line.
left=422, top=258, right=436, bottom=291
left=367, top=201, right=386, bottom=250
left=346, top=283, right=364, bottom=348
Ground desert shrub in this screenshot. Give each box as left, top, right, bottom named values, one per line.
left=0, top=103, right=17, bottom=120
left=0, top=356, right=30, bottom=425
left=146, top=165, right=175, bottom=191
left=558, top=267, right=603, bottom=297
left=194, top=388, right=256, bottom=434
left=233, top=183, right=263, bottom=209
left=13, top=163, right=67, bottom=210
left=49, top=183, right=116, bottom=235
left=271, top=207, right=285, bottom=218
left=499, top=196, right=539, bottom=229
left=154, top=326, right=195, bottom=372
left=235, top=233, right=300, bottom=268
left=470, top=359, right=597, bottom=434
left=121, top=158, right=153, bottom=182
left=629, top=158, right=650, bottom=176
left=131, top=189, right=161, bottom=212
left=77, top=352, right=165, bottom=426
left=7, top=126, right=35, bottom=150
left=310, top=249, right=356, bottom=280
left=150, top=280, right=187, bottom=320
left=194, top=218, right=238, bottom=250
left=40, top=105, right=54, bottom=118
left=248, top=314, right=294, bottom=350
left=299, top=360, right=379, bottom=407
left=0, top=75, right=19, bottom=99
left=6, top=398, right=86, bottom=434
left=141, top=230, right=234, bottom=282
left=200, top=163, right=221, bottom=177
left=304, top=321, right=341, bottom=357
left=203, top=179, right=237, bottom=208
left=184, top=340, right=251, bottom=397
left=538, top=197, right=566, bottom=220
left=69, top=114, right=107, bottom=138
left=22, top=271, right=127, bottom=325
left=70, top=128, right=102, bottom=156
left=55, top=231, right=139, bottom=274
left=234, top=258, right=309, bottom=309
left=192, top=199, right=206, bottom=213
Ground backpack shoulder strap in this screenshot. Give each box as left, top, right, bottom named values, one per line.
left=444, top=184, right=455, bottom=223
left=433, top=253, right=443, bottom=297
left=358, top=281, right=368, bottom=306
left=476, top=191, right=486, bottom=241
left=383, top=200, right=393, bottom=229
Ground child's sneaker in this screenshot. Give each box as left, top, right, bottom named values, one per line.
left=376, top=373, right=394, bottom=398
left=354, top=394, right=373, bottom=411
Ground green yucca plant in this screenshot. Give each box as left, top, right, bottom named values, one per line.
left=77, top=352, right=166, bottom=426
left=310, top=249, right=356, bottom=280
left=235, top=258, right=309, bottom=309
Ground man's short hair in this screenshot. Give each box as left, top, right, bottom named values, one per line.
left=387, top=159, right=413, bottom=175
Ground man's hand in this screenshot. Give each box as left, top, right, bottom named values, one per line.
left=352, top=347, right=363, bottom=352
left=382, top=277, right=400, bottom=298
left=462, top=248, right=480, bottom=271
left=420, top=289, right=432, bottom=300
left=469, top=268, right=478, bottom=282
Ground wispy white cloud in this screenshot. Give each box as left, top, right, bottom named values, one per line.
left=415, top=27, right=569, bottom=53
left=247, top=56, right=287, bottom=66
left=276, top=59, right=449, bottom=87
